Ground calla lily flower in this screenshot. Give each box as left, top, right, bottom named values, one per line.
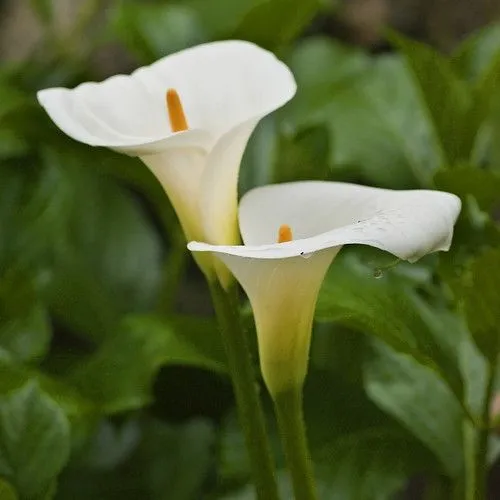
left=188, top=181, right=461, bottom=396
left=37, top=41, right=296, bottom=284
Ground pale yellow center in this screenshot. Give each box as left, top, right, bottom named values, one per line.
left=277, top=224, right=293, bottom=243
left=166, top=88, right=188, bottom=132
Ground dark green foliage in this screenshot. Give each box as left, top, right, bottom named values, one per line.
left=2, top=1, right=500, bottom=498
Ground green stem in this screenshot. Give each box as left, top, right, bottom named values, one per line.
left=274, top=388, right=318, bottom=500
left=208, top=281, right=280, bottom=500
left=466, top=359, right=497, bottom=500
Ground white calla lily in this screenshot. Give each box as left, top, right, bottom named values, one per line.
left=37, top=40, right=296, bottom=284
left=188, top=181, right=461, bottom=395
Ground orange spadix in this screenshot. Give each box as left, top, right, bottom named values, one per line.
left=166, top=88, right=188, bottom=132
left=277, top=224, right=293, bottom=243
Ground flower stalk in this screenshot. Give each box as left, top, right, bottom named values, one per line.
left=465, top=359, right=497, bottom=500
left=208, top=281, right=280, bottom=500
left=274, top=387, right=318, bottom=500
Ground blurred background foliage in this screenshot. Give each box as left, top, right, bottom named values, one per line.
left=2, top=0, right=500, bottom=499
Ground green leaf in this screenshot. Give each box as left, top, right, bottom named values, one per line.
left=464, top=38, right=500, bottom=168
left=391, top=32, right=474, bottom=165
left=186, top=0, right=322, bottom=49
left=0, top=161, right=65, bottom=279
left=285, top=38, right=439, bottom=187
left=364, top=340, right=463, bottom=477
left=139, top=418, right=215, bottom=500
left=274, top=125, right=331, bottom=182
left=0, top=382, right=70, bottom=499
left=315, top=428, right=434, bottom=500
left=459, top=323, right=488, bottom=416
left=0, top=303, right=51, bottom=363
left=233, top=0, right=321, bottom=50
left=68, top=315, right=227, bottom=413
left=0, top=478, right=18, bottom=500
left=283, top=36, right=370, bottom=126
left=45, top=150, right=162, bottom=340
left=434, top=167, right=500, bottom=212
left=239, top=117, right=277, bottom=193
left=0, top=355, right=95, bottom=422
left=457, top=248, right=500, bottom=362
left=453, top=24, right=500, bottom=81
left=57, top=418, right=214, bottom=500
left=343, top=54, right=441, bottom=186
left=113, top=3, right=206, bottom=62
left=315, top=255, right=463, bottom=398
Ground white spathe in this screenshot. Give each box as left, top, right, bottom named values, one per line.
left=188, top=181, right=462, bottom=395
left=37, top=40, right=297, bottom=283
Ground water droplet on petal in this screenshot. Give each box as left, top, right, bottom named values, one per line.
left=300, top=252, right=312, bottom=259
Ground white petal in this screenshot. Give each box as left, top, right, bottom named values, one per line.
left=199, top=119, right=258, bottom=245
left=197, top=119, right=259, bottom=287
left=141, top=148, right=206, bottom=241
left=188, top=181, right=461, bottom=262
left=37, top=40, right=296, bottom=155
left=217, top=248, right=339, bottom=394
left=141, top=147, right=216, bottom=279
left=37, top=86, right=211, bottom=151
left=142, top=40, right=296, bottom=135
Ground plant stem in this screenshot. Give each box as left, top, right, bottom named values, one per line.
left=466, top=359, right=497, bottom=500
left=274, top=388, right=318, bottom=500
left=208, top=281, right=280, bottom=500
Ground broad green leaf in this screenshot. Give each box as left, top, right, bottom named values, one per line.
left=434, top=167, right=500, bottom=257
left=239, top=117, right=277, bottom=193
left=0, top=161, right=65, bottom=278
left=233, top=0, right=321, bottom=50
left=0, top=303, right=51, bottom=363
left=459, top=323, right=488, bottom=416
left=57, top=418, right=214, bottom=500
left=345, top=55, right=441, bottom=186
left=283, top=36, right=370, bottom=126
left=184, top=0, right=258, bottom=37
left=186, top=0, right=322, bottom=49
left=77, top=419, right=141, bottom=471
left=0, top=349, right=95, bottom=426
left=364, top=340, right=463, bottom=477
left=285, top=38, right=439, bottom=187
left=44, top=151, right=162, bottom=340
left=0, top=382, right=70, bottom=499
left=457, top=248, right=500, bottom=362
left=315, top=428, right=434, bottom=500
left=112, top=3, right=206, bottom=62
left=467, top=44, right=500, bottom=168
left=47, top=251, right=122, bottom=342
left=315, top=255, right=463, bottom=398
left=0, top=478, right=18, bottom=500
left=434, top=167, right=500, bottom=212
left=453, top=24, right=500, bottom=81
left=68, top=315, right=227, bottom=413
left=139, top=418, right=214, bottom=500
left=274, top=125, right=331, bottom=182
left=392, top=33, right=474, bottom=165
